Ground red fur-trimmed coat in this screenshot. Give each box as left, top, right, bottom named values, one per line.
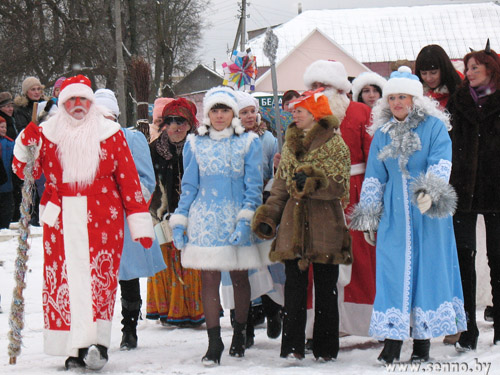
left=12, top=117, right=154, bottom=356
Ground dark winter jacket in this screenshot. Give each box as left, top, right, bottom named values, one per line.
left=447, top=86, right=500, bottom=212
left=252, top=115, right=352, bottom=271
left=13, top=95, right=49, bottom=133
left=0, top=135, right=14, bottom=192
left=149, top=136, right=184, bottom=223
left=0, top=109, right=18, bottom=139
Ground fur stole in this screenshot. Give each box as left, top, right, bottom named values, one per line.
left=276, top=115, right=350, bottom=203
left=376, top=110, right=424, bottom=177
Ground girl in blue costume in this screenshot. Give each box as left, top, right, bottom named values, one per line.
left=349, top=67, right=466, bottom=364
left=170, top=86, right=271, bottom=365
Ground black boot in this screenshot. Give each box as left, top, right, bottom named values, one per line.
left=267, top=310, right=282, bottom=339
left=246, top=319, right=255, bottom=349
left=120, top=298, right=141, bottom=350
left=262, top=295, right=282, bottom=339
left=377, top=339, right=403, bottom=364
left=229, top=321, right=246, bottom=357
left=485, top=305, right=494, bottom=322
left=82, top=344, right=108, bottom=371
left=64, top=355, right=85, bottom=370
left=455, top=330, right=478, bottom=352
left=411, top=339, right=430, bottom=362
left=202, top=326, right=224, bottom=365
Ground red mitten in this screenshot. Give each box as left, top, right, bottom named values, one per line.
left=138, top=237, right=153, bottom=249
left=21, top=122, right=41, bottom=146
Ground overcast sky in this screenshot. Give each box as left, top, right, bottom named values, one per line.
left=198, top=0, right=490, bottom=69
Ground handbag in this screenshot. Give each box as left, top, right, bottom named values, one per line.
left=154, top=213, right=173, bottom=245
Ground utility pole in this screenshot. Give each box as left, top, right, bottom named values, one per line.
left=232, top=1, right=249, bottom=53
left=240, top=0, right=247, bottom=51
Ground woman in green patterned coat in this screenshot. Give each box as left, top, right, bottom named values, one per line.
left=252, top=88, right=352, bottom=361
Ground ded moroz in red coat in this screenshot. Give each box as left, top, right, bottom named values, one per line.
left=338, top=101, right=376, bottom=337
left=12, top=115, right=154, bottom=357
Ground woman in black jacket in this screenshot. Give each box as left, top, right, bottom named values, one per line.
left=447, top=42, right=500, bottom=351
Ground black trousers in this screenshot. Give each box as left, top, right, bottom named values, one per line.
left=454, top=212, right=500, bottom=339
left=0, top=191, right=14, bottom=229
left=281, top=260, right=339, bottom=358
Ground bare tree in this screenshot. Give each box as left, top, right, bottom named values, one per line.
left=0, top=0, right=209, bottom=124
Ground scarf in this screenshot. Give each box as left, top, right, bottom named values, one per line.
left=155, top=130, right=186, bottom=161
left=250, top=121, right=267, bottom=136
left=276, top=118, right=351, bottom=204
left=378, top=110, right=423, bottom=177
left=469, top=82, right=497, bottom=106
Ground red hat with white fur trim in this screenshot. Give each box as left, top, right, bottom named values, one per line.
left=58, top=74, right=94, bottom=105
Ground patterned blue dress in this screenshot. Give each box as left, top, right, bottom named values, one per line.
left=171, top=128, right=271, bottom=271
left=350, top=112, right=466, bottom=340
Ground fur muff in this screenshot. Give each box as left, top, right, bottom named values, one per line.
left=292, top=164, right=329, bottom=200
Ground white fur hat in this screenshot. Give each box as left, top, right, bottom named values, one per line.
left=234, top=90, right=259, bottom=111
left=351, top=72, right=387, bottom=102
left=303, top=60, right=352, bottom=93
left=94, top=88, right=120, bottom=119
left=58, top=75, right=94, bottom=105
left=383, top=66, right=423, bottom=99
left=199, top=86, right=244, bottom=135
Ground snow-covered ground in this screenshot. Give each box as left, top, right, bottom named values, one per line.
left=0, top=226, right=498, bottom=374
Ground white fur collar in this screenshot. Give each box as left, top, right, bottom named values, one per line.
left=41, top=115, right=121, bottom=144
left=208, top=125, right=234, bottom=140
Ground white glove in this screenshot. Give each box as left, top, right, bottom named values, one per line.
left=417, top=192, right=432, bottom=214
left=363, top=230, right=376, bottom=246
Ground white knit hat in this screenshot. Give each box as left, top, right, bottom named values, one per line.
left=200, top=86, right=244, bottom=135
left=303, top=60, right=352, bottom=93
left=383, top=66, right=423, bottom=99
left=234, top=90, right=259, bottom=111
left=351, top=72, right=387, bottom=102
left=94, top=88, right=120, bottom=119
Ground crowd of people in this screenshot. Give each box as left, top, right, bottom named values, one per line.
left=1, top=40, right=499, bottom=371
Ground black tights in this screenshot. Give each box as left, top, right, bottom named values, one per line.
left=201, top=270, right=250, bottom=329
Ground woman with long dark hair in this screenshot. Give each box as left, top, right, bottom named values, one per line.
left=415, top=44, right=462, bottom=108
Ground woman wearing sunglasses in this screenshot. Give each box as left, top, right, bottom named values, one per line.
left=146, top=98, right=205, bottom=329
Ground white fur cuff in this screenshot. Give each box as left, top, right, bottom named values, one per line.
left=127, top=212, right=154, bottom=240
left=40, top=201, right=61, bottom=227
left=236, top=209, right=255, bottom=222
left=169, top=213, right=188, bottom=229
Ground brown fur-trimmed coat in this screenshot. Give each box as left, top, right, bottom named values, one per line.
left=252, top=115, right=352, bottom=271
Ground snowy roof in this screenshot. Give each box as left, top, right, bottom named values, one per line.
left=248, top=2, right=500, bottom=65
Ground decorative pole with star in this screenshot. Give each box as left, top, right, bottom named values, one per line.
left=263, top=27, right=283, bottom=151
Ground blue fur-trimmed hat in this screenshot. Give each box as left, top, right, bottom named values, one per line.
left=383, top=66, right=423, bottom=99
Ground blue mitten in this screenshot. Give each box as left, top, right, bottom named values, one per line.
left=172, top=225, right=188, bottom=250
left=229, top=220, right=252, bottom=246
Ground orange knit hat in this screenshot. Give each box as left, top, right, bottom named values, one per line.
left=289, top=88, right=332, bottom=121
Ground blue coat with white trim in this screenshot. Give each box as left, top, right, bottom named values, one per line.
left=171, top=128, right=270, bottom=271
left=118, top=128, right=166, bottom=280
left=350, top=113, right=466, bottom=340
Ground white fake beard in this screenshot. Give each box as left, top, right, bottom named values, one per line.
left=52, top=105, right=103, bottom=188
left=324, top=88, right=350, bottom=123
